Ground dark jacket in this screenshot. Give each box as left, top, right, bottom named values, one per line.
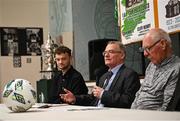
left=75, top=64, right=140, bottom=108
left=48, top=66, right=88, bottom=104
left=166, top=72, right=180, bottom=111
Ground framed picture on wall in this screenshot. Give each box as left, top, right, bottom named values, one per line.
left=0, top=27, right=19, bottom=56
left=26, top=28, right=43, bottom=56
left=0, top=27, right=43, bottom=56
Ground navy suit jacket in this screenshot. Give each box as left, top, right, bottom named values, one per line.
left=75, top=64, right=140, bottom=108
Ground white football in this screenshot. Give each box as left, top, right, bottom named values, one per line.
left=2, top=79, right=36, bottom=112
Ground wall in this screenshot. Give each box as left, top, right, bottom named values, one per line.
left=0, top=0, right=2, bottom=94
left=0, top=0, right=49, bottom=102
left=49, top=0, right=73, bottom=50
left=0, top=0, right=2, bottom=25
left=72, top=0, right=119, bottom=80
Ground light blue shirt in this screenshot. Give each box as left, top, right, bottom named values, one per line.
left=97, top=64, right=123, bottom=107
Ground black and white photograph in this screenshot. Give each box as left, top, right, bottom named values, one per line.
left=0, top=27, right=43, bottom=56
left=26, top=28, right=43, bottom=55
left=0, top=28, right=19, bottom=56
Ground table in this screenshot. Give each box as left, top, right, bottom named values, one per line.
left=0, top=103, right=180, bottom=120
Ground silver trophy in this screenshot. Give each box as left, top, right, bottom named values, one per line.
left=41, top=33, right=57, bottom=79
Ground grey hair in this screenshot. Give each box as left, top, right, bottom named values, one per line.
left=107, top=41, right=126, bottom=55
left=149, top=28, right=171, bottom=43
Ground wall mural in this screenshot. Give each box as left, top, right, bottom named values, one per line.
left=49, top=0, right=72, bottom=42
left=94, top=0, right=120, bottom=39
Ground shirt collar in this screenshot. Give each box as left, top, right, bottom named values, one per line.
left=110, top=64, right=123, bottom=75
left=156, top=55, right=176, bottom=68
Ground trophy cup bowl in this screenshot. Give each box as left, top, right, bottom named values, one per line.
left=40, top=34, right=57, bottom=79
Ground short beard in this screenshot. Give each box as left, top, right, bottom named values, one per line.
left=58, top=65, right=71, bottom=74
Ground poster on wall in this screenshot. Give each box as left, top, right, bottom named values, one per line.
left=119, top=0, right=155, bottom=45
left=0, top=27, right=43, bottom=56
left=158, top=0, right=180, bottom=33
left=13, top=56, right=21, bottom=68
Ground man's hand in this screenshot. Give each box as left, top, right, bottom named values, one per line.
left=60, top=88, right=76, bottom=104
left=92, top=86, right=104, bottom=99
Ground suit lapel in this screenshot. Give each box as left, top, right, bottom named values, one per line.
left=98, top=73, right=108, bottom=88
left=109, top=64, right=125, bottom=91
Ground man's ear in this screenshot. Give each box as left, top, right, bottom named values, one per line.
left=161, top=39, right=167, bottom=50
left=120, top=53, right=126, bottom=60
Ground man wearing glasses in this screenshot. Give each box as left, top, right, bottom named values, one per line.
left=60, top=41, right=140, bottom=108
left=131, top=28, right=180, bottom=111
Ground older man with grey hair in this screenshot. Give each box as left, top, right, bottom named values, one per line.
left=131, top=28, right=180, bottom=111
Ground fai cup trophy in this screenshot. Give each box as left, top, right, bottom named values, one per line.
left=41, top=33, right=57, bottom=79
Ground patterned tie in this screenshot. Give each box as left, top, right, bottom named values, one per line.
left=95, top=71, right=113, bottom=107
left=103, top=71, right=113, bottom=89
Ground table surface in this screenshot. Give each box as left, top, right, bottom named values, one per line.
left=0, top=103, right=180, bottom=120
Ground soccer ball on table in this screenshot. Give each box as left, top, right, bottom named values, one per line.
left=2, top=79, right=36, bottom=112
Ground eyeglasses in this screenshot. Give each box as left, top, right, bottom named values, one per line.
left=102, top=50, right=121, bottom=56
left=139, top=39, right=161, bottom=53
